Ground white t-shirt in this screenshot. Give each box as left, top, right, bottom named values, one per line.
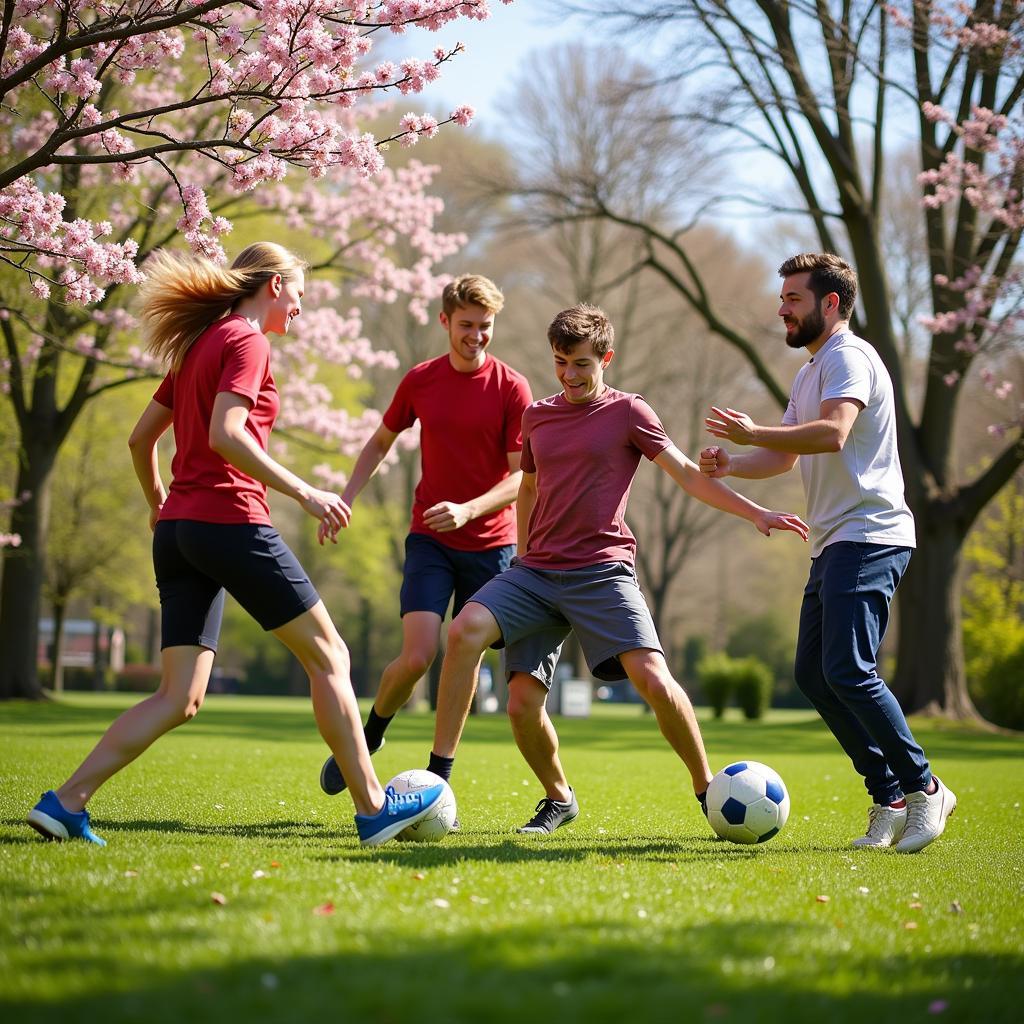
left=783, top=331, right=916, bottom=557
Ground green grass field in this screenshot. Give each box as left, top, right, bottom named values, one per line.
left=1, top=693, right=1021, bottom=1023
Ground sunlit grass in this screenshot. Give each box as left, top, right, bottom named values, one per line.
left=1, top=693, right=1021, bottom=1023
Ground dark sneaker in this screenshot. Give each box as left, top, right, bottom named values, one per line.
left=697, top=789, right=709, bottom=818
left=320, top=738, right=384, bottom=796
left=28, top=790, right=106, bottom=846
left=355, top=783, right=445, bottom=847
left=516, top=789, right=579, bottom=834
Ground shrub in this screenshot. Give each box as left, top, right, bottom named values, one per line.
left=697, top=653, right=737, bottom=719
left=681, top=635, right=708, bottom=686
left=697, top=652, right=774, bottom=720
left=114, top=664, right=162, bottom=693
left=733, top=658, right=774, bottom=720
left=971, top=640, right=1024, bottom=731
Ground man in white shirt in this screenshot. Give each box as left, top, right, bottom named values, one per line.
left=699, top=252, right=956, bottom=853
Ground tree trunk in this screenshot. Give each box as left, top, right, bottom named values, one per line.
left=50, top=598, right=67, bottom=693
left=354, top=594, right=373, bottom=697
left=0, top=444, right=55, bottom=700
left=891, top=515, right=978, bottom=717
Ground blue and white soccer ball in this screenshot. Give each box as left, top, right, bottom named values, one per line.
left=706, top=760, right=790, bottom=845
left=386, top=769, right=457, bottom=843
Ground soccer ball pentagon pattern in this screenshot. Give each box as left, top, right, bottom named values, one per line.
left=706, top=760, right=790, bottom=845
left=387, top=769, right=458, bottom=843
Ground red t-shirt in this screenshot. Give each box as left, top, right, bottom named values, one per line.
left=519, top=388, right=672, bottom=569
left=153, top=315, right=279, bottom=525
left=383, top=354, right=533, bottom=551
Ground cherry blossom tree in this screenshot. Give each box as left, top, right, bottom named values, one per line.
left=549, top=0, right=1024, bottom=717
left=0, top=0, right=510, bottom=700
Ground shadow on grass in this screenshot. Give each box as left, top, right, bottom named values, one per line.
left=2, top=815, right=846, bottom=864
left=2, top=917, right=1020, bottom=1024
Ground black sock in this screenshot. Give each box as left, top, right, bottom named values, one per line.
left=427, top=752, right=455, bottom=783
left=363, top=708, right=393, bottom=752
left=696, top=789, right=708, bottom=817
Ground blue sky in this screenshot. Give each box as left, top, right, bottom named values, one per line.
left=410, top=1, right=582, bottom=129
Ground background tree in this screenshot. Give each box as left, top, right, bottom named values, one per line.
left=549, top=0, right=1024, bottom=717
left=43, top=398, right=151, bottom=691
left=0, top=0, right=506, bottom=699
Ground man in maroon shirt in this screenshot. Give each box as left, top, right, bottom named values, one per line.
left=426, top=304, right=809, bottom=833
left=320, top=274, right=533, bottom=797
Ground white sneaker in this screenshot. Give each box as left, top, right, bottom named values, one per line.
left=895, top=778, right=957, bottom=853
left=851, top=802, right=907, bottom=848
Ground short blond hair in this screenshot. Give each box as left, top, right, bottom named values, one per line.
left=441, top=274, right=504, bottom=317
left=548, top=304, right=614, bottom=356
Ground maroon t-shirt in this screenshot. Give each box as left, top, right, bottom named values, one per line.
left=519, top=388, right=672, bottom=569
left=383, top=353, right=533, bottom=551
left=153, top=315, right=278, bottom=525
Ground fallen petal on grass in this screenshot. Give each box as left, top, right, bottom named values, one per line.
left=210, top=892, right=227, bottom=906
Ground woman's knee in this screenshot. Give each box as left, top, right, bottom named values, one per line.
left=153, top=684, right=204, bottom=725
left=307, top=634, right=351, bottom=684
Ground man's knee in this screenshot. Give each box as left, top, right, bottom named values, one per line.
left=448, top=605, right=495, bottom=656
left=627, top=657, right=676, bottom=704
left=506, top=675, right=546, bottom=723
left=400, top=647, right=436, bottom=680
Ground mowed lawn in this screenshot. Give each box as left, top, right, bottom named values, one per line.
left=0, top=693, right=1021, bottom=1024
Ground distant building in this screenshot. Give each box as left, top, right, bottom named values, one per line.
left=38, top=618, right=124, bottom=672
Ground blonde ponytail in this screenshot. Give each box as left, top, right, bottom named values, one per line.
left=139, top=242, right=308, bottom=372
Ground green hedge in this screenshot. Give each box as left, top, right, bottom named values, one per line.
left=697, top=653, right=774, bottom=720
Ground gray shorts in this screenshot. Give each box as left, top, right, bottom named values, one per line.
left=469, top=560, right=664, bottom=687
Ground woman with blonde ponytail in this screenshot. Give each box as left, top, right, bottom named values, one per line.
left=27, top=242, right=444, bottom=848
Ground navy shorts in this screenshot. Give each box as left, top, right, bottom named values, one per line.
left=469, top=560, right=664, bottom=687
left=153, top=520, right=320, bottom=650
left=400, top=532, right=515, bottom=619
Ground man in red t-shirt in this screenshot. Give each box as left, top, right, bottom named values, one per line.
left=320, top=274, right=533, bottom=797
left=426, top=304, right=809, bottom=834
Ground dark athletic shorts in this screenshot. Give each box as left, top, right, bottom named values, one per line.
left=400, top=532, right=515, bottom=619
left=469, top=560, right=664, bottom=687
left=153, top=520, right=320, bottom=650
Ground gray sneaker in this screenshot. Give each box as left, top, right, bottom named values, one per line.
left=895, top=778, right=957, bottom=853
left=851, top=802, right=907, bottom=848
left=319, top=738, right=384, bottom=796
left=516, top=789, right=579, bottom=834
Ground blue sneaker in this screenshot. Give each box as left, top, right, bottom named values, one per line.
left=355, top=783, right=446, bottom=847
left=28, top=791, right=106, bottom=847
left=320, top=738, right=385, bottom=796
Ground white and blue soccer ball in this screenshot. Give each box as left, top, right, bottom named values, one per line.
left=706, top=760, right=790, bottom=845
left=386, top=769, right=457, bottom=843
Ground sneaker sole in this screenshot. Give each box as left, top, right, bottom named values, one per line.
left=359, top=793, right=443, bottom=847
left=895, top=795, right=957, bottom=853
left=27, top=809, right=70, bottom=841
left=517, top=808, right=579, bottom=834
